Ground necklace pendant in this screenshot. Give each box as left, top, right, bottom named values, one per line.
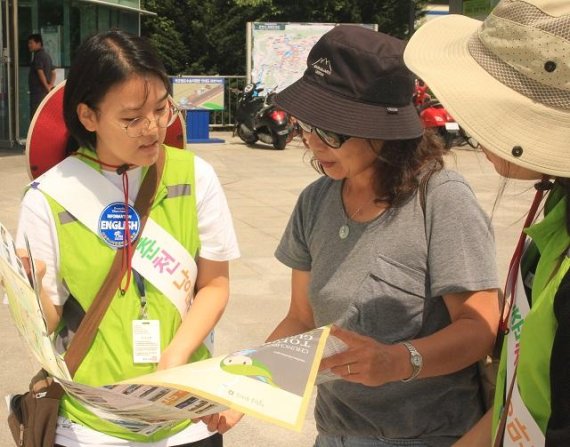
left=339, top=224, right=350, bottom=239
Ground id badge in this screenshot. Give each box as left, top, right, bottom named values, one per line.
left=132, top=320, right=161, bottom=364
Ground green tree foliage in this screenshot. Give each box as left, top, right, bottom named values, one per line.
left=142, top=0, right=427, bottom=75
left=142, top=0, right=190, bottom=74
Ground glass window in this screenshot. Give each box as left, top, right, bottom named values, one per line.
left=17, top=0, right=141, bottom=140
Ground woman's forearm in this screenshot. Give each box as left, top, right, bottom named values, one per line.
left=158, top=277, right=229, bottom=369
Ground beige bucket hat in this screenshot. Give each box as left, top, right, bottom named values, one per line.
left=404, top=0, right=570, bottom=177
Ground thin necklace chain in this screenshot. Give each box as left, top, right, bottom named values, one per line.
left=342, top=180, right=377, bottom=222
left=339, top=181, right=378, bottom=240
left=345, top=196, right=377, bottom=221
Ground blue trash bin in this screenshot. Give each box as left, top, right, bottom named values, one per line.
left=186, top=110, right=224, bottom=144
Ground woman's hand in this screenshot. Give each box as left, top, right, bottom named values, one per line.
left=19, top=254, right=46, bottom=287
left=156, top=347, right=189, bottom=371
left=197, top=409, right=244, bottom=434
left=16, top=252, right=62, bottom=333
left=157, top=258, right=229, bottom=371
left=319, top=325, right=410, bottom=386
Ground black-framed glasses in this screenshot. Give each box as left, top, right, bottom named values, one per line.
left=122, top=104, right=179, bottom=138
left=296, top=120, right=350, bottom=149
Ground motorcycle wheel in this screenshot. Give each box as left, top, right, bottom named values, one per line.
left=237, top=124, right=258, bottom=145
left=272, top=134, right=287, bottom=150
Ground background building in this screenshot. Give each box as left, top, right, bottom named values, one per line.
left=0, top=0, right=154, bottom=149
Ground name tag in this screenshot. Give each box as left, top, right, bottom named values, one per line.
left=132, top=320, right=161, bottom=364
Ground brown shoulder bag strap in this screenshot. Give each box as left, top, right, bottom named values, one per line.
left=63, top=150, right=165, bottom=377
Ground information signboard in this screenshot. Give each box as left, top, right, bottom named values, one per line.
left=171, top=77, right=225, bottom=111
left=249, top=22, right=377, bottom=93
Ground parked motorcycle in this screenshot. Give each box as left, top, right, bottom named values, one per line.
left=413, top=79, right=462, bottom=149
left=233, top=83, right=292, bottom=150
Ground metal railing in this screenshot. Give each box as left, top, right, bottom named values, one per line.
left=208, top=75, right=248, bottom=129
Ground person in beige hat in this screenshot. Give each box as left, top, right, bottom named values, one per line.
left=263, top=25, right=501, bottom=447
left=405, top=1, right=570, bottom=445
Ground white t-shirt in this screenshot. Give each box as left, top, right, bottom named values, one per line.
left=16, top=155, right=240, bottom=446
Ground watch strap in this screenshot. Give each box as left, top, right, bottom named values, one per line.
left=401, top=341, right=423, bottom=382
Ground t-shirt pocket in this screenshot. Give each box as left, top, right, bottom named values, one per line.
left=341, top=253, right=427, bottom=344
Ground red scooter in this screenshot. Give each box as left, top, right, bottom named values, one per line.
left=414, top=79, right=461, bottom=149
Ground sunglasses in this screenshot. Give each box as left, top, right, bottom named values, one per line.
left=296, top=120, right=350, bottom=149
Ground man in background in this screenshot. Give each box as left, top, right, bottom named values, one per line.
left=27, top=33, right=55, bottom=119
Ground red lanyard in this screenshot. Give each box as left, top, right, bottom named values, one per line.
left=500, top=183, right=549, bottom=332
left=74, top=152, right=134, bottom=294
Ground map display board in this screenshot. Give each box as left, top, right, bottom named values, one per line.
left=171, top=77, right=225, bottom=110
left=249, top=22, right=377, bottom=93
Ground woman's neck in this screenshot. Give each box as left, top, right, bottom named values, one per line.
left=342, top=178, right=388, bottom=223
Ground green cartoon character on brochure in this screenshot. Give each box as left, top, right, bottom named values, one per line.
left=220, top=349, right=278, bottom=387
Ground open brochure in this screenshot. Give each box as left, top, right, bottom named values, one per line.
left=0, top=222, right=347, bottom=434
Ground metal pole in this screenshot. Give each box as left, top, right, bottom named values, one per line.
left=246, top=22, right=252, bottom=84
left=12, top=0, right=19, bottom=145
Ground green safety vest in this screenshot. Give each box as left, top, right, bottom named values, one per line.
left=493, top=192, right=570, bottom=438
left=43, top=146, right=207, bottom=441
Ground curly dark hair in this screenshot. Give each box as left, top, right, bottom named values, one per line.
left=309, top=129, right=446, bottom=207
left=372, top=129, right=446, bottom=206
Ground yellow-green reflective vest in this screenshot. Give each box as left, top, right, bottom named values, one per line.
left=44, top=146, right=208, bottom=441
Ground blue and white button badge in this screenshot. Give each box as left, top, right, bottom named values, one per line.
left=98, top=202, right=141, bottom=248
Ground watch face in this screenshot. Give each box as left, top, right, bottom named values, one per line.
left=412, top=356, right=422, bottom=367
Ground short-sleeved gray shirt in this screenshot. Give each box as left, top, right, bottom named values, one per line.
left=29, top=48, right=54, bottom=95
left=275, top=169, right=498, bottom=447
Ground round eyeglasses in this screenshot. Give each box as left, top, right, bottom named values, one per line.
left=122, top=104, right=179, bottom=138
left=296, top=120, right=350, bottom=149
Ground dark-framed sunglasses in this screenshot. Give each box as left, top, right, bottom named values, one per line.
left=296, top=120, right=350, bottom=149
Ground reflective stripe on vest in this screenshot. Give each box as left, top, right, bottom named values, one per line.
left=34, top=155, right=198, bottom=319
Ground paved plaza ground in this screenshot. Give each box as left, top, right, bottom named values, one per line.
left=0, top=131, right=534, bottom=446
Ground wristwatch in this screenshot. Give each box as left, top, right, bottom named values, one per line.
left=401, top=341, right=423, bottom=382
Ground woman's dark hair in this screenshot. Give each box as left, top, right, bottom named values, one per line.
left=309, top=129, right=445, bottom=207
left=372, top=129, right=445, bottom=207
left=63, top=29, right=170, bottom=151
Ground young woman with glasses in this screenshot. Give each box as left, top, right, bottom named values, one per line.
left=263, top=25, right=500, bottom=447
left=15, top=30, right=240, bottom=447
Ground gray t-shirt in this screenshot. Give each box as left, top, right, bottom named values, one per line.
left=275, top=169, right=498, bottom=447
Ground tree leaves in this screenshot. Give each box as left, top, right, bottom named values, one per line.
left=142, top=0, right=427, bottom=75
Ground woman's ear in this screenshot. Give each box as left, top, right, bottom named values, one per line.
left=77, top=103, right=97, bottom=132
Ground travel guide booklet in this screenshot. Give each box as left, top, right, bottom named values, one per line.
left=0, top=222, right=347, bottom=434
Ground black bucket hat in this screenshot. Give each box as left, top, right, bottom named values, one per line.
left=274, top=25, right=423, bottom=141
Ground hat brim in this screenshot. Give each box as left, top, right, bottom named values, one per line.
left=26, top=82, right=188, bottom=180
left=26, top=83, right=69, bottom=180
left=274, top=77, right=423, bottom=141
left=404, top=15, right=570, bottom=178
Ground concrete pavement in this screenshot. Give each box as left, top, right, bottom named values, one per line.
left=0, top=132, right=534, bottom=446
